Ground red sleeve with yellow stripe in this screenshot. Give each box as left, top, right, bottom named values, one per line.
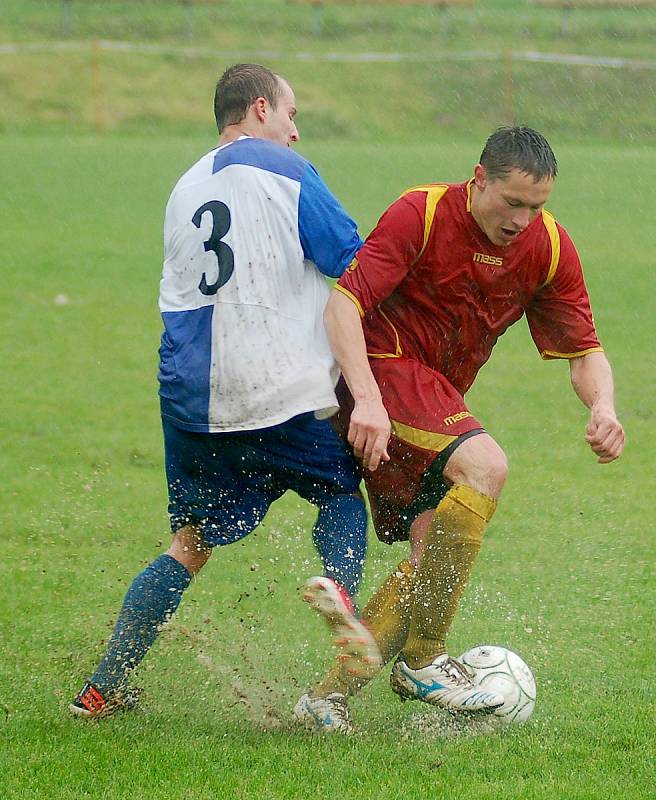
left=336, top=190, right=430, bottom=315
left=526, top=216, right=603, bottom=360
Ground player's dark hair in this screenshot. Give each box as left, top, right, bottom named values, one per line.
left=479, top=126, right=558, bottom=181
left=214, top=63, right=283, bottom=132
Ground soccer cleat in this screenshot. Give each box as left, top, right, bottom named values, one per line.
left=293, top=692, right=353, bottom=734
left=390, top=654, right=504, bottom=714
left=69, top=681, right=140, bottom=719
left=303, top=576, right=382, bottom=680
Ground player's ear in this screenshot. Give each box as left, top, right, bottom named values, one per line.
left=253, top=96, right=268, bottom=123
left=474, top=164, right=487, bottom=190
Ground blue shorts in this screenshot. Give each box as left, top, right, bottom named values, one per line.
left=162, top=412, right=361, bottom=547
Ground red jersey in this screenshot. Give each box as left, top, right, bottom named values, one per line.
left=337, top=180, right=602, bottom=395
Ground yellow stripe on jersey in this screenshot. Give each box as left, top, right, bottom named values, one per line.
left=541, top=346, right=604, bottom=360
left=540, top=210, right=561, bottom=288
left=334, top=284, right=365, bottom=318
left=390, top=419, right=457, bottom=453
left=345, top=185, right=449, bottom=359
left=400, top=184, right=449, bottom=262
left=368, top=309, right=402, bottom=359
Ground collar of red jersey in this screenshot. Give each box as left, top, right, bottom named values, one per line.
left=466, top=177, right=474, bottom=212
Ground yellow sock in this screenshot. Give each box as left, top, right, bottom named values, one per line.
left=362, top=559, right=416, bottom=664
left=402, top=484, right=497, bottom=669
left=310, top=560, right=416, bottom=698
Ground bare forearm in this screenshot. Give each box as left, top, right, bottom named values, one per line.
left=324, top=289, right=390, bottom=469
left=569, top=351, right=625, bottom=463
left=570, top=351, right=615, bottom=412
left=324, top=290, right=382, bottom=404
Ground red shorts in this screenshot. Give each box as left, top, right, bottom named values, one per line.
left=336, top=358, right=484, bottom=543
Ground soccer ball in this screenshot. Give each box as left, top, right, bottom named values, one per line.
left=458, top=645, right=536, bottom=723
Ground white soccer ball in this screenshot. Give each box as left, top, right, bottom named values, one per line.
left=458, top=644, right=536, bottom=724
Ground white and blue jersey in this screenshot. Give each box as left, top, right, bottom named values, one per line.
left=158, top=136, right=362, bottom=432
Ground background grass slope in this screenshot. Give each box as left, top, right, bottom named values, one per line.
left=1, top=0, right=656, bottom=139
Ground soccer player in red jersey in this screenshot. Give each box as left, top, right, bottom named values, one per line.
left=295, top=126, right=625, bottom=731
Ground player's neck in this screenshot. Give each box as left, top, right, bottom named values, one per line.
left=219, top=125, right=253, bottom=146
left=468, top=185, right=484, bottom=232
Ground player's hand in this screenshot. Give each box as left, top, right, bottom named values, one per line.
left=585, top=406, right=625, bottom=463
left=348, top=398, right=391, bottom=472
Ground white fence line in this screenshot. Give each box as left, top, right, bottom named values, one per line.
left=1, top=39, right=655, bottom=69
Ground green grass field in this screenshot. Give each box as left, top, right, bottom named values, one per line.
left=1, top=131, right=654, bottom=799
left=1, top=0, right=654, bottom=796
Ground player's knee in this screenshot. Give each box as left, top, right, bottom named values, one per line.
left=472, top=443, right=508, bottom=497
left=444, top=434, right=508, bottom=499
left=485, top=447, right=509, bottom=494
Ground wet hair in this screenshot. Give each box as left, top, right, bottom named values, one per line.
left=214, top=63, right=284, bottom=132
left=479, top=126, right=558, bottom=182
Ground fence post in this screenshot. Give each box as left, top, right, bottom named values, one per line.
left=62, top=0, right=73, bottom=37
left=90, top=40, right=105, bottom=133
left=183, top=0, right=195, bottom=40
left=309, top=0, right=324, bottom=36
left=561, top=7, right=572, bottom=36
left=440, top=6, right=450, bottom=36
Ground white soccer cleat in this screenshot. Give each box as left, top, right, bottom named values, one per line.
left=390, top=654, right=504, bottom=714
left=293, top=692, right=353, bottom=734
left=303, top=576, right=382, bottom=680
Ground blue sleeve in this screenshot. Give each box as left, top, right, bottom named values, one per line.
left=298, top=163, right=363, bottom=278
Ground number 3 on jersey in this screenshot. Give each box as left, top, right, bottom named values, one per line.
left=192, top=200, right=235, bottom=295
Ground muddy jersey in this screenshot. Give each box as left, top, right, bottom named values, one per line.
left=337, top=180, right=601, bottom=395
left=159, top=136, right=362, bottom=432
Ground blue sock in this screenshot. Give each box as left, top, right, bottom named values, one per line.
left=90, top=554, right=191, bottom=693
left=312, top=494, right=367, bottom=598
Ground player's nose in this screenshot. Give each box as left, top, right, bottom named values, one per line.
left=512, top=208, right=531, bottom=230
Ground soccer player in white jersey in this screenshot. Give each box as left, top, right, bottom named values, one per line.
left=70, top=64, right=379, bottom=718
